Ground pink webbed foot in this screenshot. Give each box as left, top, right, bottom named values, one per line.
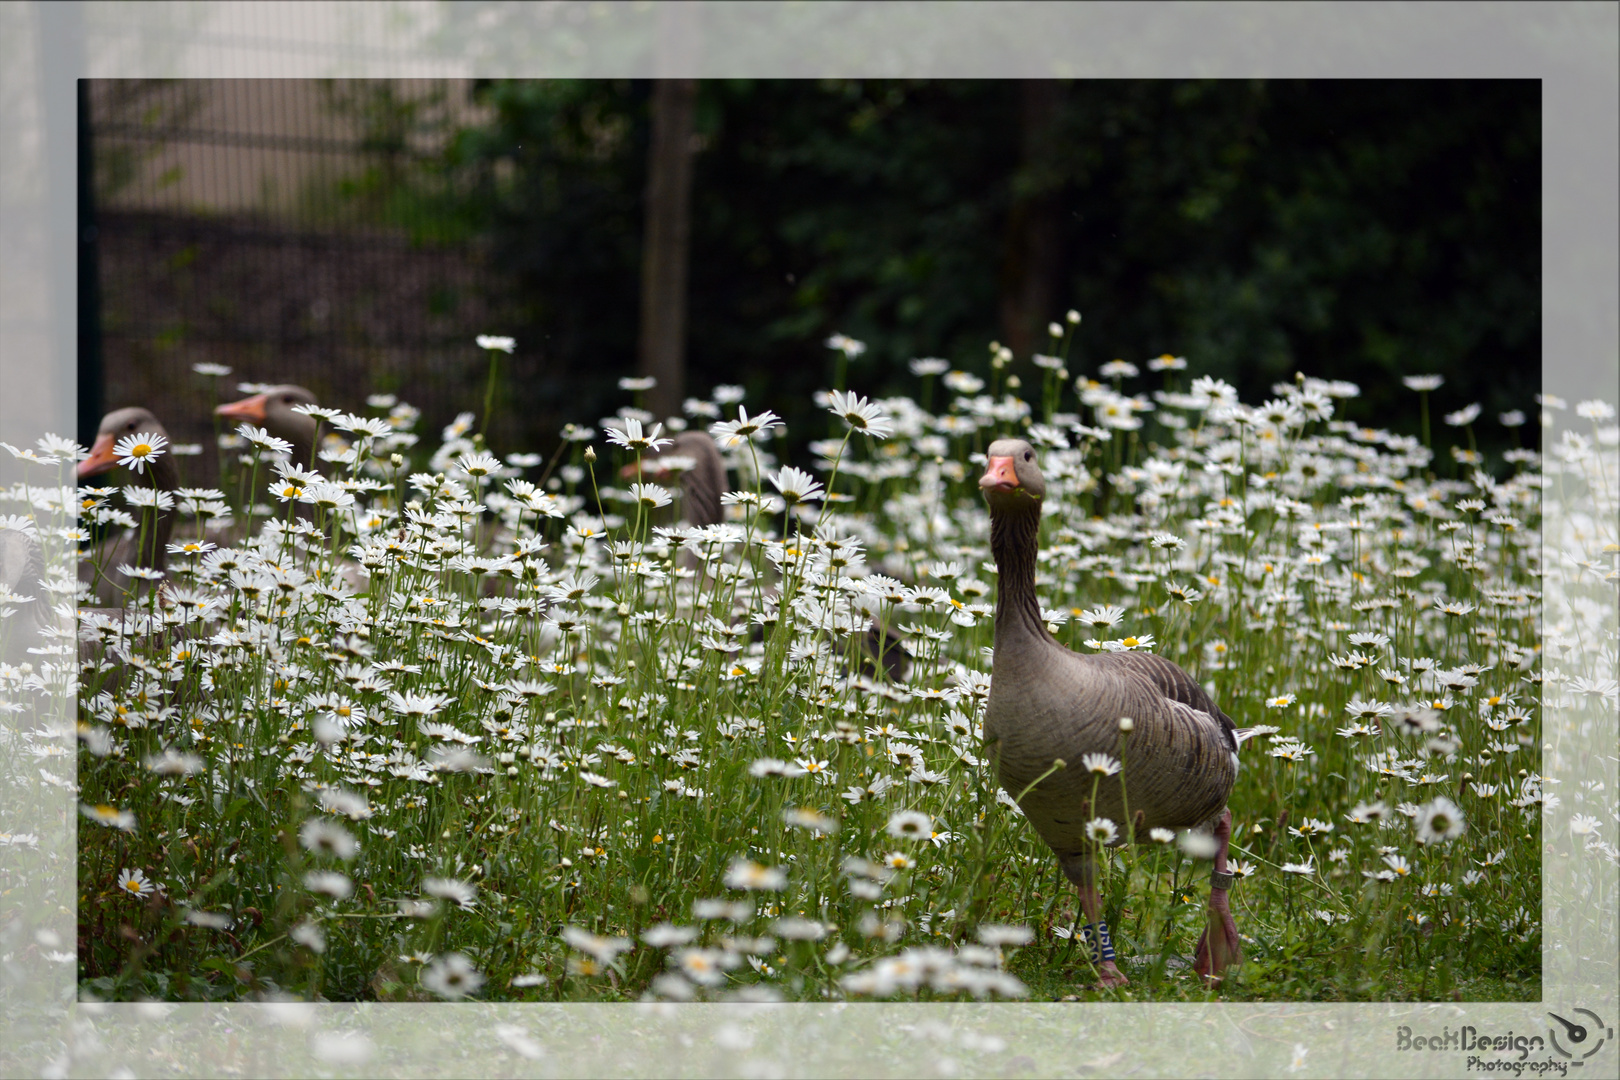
left=1093, top=959, right=1130, bottom=989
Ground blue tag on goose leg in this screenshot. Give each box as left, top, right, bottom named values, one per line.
left=1080, top=922, right=1116, bottom=964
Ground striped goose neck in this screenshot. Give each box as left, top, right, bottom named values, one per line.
left=989, top=495, right=1052, bottom=648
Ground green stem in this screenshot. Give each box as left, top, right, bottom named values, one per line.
left=480, top=350, right=500, bottom=439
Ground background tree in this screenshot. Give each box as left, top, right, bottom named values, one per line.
left=638, top=78, right=697, bottom=421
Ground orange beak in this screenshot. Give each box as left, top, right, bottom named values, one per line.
left=216, top=393, right=269, bottom=424
left=77, top=432, right=120, bottom=479
left=979, top=455, right=1020, bottom=492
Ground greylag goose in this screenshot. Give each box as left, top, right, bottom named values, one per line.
left=77, top=407, right=181, bottom=608
left=72, top=408, right=200, bottom=699
left=979, top=437, right=1242, bottom=987
left=215, top=384, right=321, bottom=470
left=628, top=430, right=909, bottom=682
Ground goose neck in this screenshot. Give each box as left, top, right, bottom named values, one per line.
left=990, top=497, right=1052, bottom=649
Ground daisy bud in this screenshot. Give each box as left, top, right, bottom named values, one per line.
left=584, top=446, right=596, bottom=463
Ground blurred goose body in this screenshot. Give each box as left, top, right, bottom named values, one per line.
left=630, top=429, right=909, bottom=682
left=632, top=429, right=728, bottom=530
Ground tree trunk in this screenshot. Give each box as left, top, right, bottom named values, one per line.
left=638, top=78, right=697, bottom=424
left=998, top=80, right=1065, bottom=362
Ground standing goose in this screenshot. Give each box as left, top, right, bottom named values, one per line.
left=979, top=437, right=1242, bottom=987
left=77, top=408, right=182, bottom=608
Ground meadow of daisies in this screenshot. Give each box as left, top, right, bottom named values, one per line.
left=1, top=323, right=1599, bottom=1008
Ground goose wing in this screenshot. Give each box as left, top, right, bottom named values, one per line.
left=1095, top=650, right=1240, bottom=755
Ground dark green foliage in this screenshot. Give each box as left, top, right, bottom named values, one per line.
left=437, top=78, right=1536, bottom=458
left=445, top=80, right=651, bottom=441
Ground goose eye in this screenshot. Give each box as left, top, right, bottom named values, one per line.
left=1023, top=451, right=1033, bottom=461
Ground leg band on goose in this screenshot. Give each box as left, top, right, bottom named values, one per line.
left=1211, top=870, right=1236, bottom=891
left=1080, top=922, right=1115, bottom=964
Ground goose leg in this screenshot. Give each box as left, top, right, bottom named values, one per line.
left=1193, top=809, right=1243, bottom=985
left=1077, top=883, right=1129, bottom=988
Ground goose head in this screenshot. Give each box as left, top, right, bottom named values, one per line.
left=77, top=407, right=173, bottom=481
left=979, top=437, right=1047, bottom=507
left=216, top=385, right=321, bottom=460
